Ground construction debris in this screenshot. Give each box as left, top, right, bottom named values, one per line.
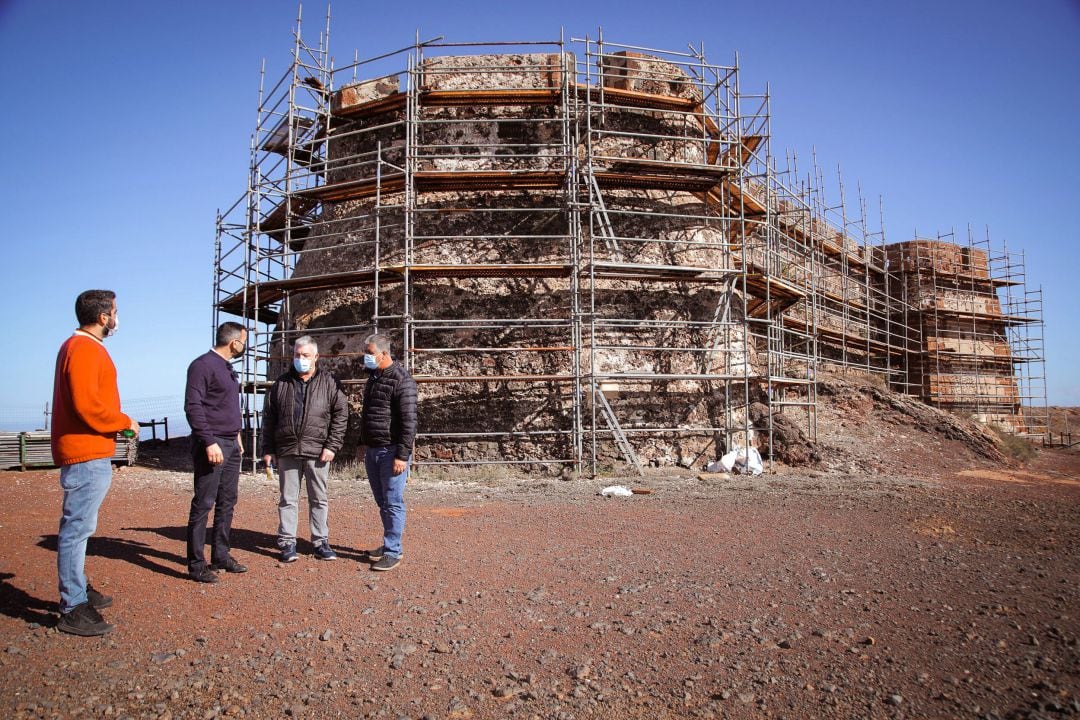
left=716, top=447, right=764, bottom=476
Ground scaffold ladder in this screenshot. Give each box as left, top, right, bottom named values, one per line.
left=593, top=384, right=644, bottom=476
left=587, top=171, right=623, bottom=260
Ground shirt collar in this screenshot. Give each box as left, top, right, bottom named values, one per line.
left=207, top=349, right=232, bottom=365
left=73, top=329, right=104, bottom=346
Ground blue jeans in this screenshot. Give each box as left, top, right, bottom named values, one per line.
left=57, top=458, right=113, bottom=614
left=364, top=446, right=409, bottom=557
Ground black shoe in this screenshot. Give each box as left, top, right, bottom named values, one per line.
left=190, top=568, right=220, bottom=584
left=58, top=602, right=114, bottom=637
left=86, top=582, right=113, bottom=610
left=364, top=546, right=385, bottom=563
left=280, top=542, right=298, bottom=563
left=371, top=555, right=401, bottom=572
left=209, top=558, right=248, bottom=573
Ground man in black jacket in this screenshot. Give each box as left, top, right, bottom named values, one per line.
left=360, top=333, right=417, bottom=571
left=261, top=336, right=348, bottom=563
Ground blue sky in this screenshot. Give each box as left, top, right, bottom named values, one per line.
left=1, top=0, right=1078, bottom=427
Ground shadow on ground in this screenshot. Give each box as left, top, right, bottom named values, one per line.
left=0, top=572, right=56, bottom=626
left=34, top=524, right=372, bottom=583
left=123, top=526, right=371, bottom=564
left=38, top=534, right=189, bottom=580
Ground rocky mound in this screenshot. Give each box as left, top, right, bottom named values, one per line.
left=783, top=372, right=1011, bottom=474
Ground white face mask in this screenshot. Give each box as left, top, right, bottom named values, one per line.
left=293, top=356, right=313, bottom=374
left=102, top=313, right=118, bottom=338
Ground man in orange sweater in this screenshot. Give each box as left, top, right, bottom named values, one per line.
left=51, top=289, right=139, bottom=636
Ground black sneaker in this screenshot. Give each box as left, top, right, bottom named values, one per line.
left=371, top=555, right=401, bottom=572
left=312, top=542, right=337, bottom=561
left=58, top=602, right=114, bottom=637
left=364, top=546, right=385, bottom=562
left=280, top=542, right=298, bottom=563
left=190, top=568, right=220, bottom=584
left=209, top=558, right=248, bottom=573
left=86, top=582, right=113, bottom=610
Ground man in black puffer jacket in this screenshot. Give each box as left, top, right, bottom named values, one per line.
left=359, top=333, right=417, bottom=572
left=261, top=336, right=349, bottom=563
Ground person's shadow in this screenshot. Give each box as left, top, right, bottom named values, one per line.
left=36, top=526, right=371, bottom=582
left=123, top=525, right=283, bottom=562
left=0, top=572, right=56, bottom=626
left=38, top=534, right=190, bottom=580
left=125, top=525, right=371, bottom=563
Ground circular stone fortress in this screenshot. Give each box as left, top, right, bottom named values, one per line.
left=217, top=36, right=1045, bottom=474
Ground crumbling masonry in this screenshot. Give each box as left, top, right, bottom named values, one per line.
left=214, top=20, right=1048, bottom=474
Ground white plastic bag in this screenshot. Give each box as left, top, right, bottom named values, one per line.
left=718, top=447, right=763, bottom=476
left=600, top=485, right=634, bottom=497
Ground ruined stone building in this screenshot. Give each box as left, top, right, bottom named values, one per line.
left=215, top=19, right=1047, bottom=474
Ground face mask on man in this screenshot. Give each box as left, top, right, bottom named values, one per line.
left=363, top=353, right=379, bottom=370
left=102, top=313, right=118, bottom=338
left=232, top=342, right=246, bottom=360
left=294, top=357, right=313, bottom=374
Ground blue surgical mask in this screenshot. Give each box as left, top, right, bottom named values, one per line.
left=363, top=353, right=379, bottom=370
left=293, top=357, right=312, bottom=374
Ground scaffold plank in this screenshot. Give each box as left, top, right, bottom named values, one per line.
left=332, top=91, right=407, bottom=119
left=217, top=263, right=575, bottom=317
left=423, top=88, right=561, bottom=107
left=575, top=84, right=699, bottom=113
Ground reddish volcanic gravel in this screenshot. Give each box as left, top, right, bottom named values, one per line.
left=1, top=449, right=1078, bottom=719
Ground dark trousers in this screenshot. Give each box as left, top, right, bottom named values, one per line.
left=186, top=436, right=241, bottom=574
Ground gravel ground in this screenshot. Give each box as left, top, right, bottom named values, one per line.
left=1, top=446, right=1078, bottom=720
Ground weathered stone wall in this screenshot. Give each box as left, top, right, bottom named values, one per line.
left=283, top=52, right=765, bottom=468
left=925, top=335, right=1010, bottom=358
left=420, top=54, right=566, bottom=91
left=923, top=373, right=1020, bottom=404
left=893, top=276, right=1002, bottom=316
left=601, top=51, right=704, bottom=101
left=883, top=239, right=1022, bottom=425
left=882, top=240, right=990, bottom=279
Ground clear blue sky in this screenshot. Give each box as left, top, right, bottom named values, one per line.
left=1, top=0, right=1078, bottom=424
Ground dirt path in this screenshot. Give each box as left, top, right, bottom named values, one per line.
left=1, top=450, right=1078, bottom=719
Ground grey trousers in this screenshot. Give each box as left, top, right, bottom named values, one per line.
left=277, top=456, right=330, bottom=548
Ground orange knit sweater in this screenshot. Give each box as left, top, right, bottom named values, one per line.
left=50, top=331, right=132, bottom=465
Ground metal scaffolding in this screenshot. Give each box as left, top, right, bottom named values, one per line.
left=883, top=228, right=1047, bottom=437
left=212, top=10, right=1047, bottom=474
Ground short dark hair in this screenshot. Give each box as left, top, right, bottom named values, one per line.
left=75, top=290, right=116, bottom=326
left=215, top=321, right=246, bottom=347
